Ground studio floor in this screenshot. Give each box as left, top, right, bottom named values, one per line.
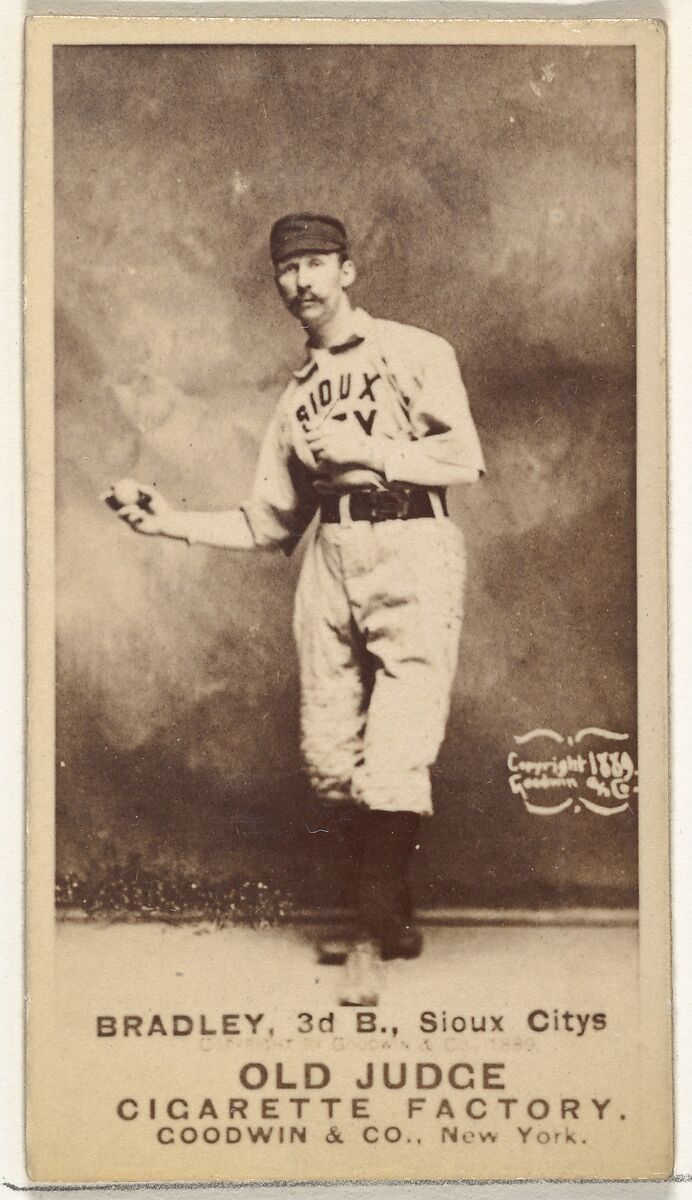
left=54, top=919, right=638, bottom=1015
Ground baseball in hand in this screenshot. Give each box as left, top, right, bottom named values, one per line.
left=112, top=477, right=142, bottom=507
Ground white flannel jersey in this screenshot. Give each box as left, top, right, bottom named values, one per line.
left=241, top=307, right=486, bottom=552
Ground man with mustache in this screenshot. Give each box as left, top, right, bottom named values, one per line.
left=109, top=213, right=485, bottom=999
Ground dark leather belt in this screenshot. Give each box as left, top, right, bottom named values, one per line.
left=320, top=487, right=448, bottom=524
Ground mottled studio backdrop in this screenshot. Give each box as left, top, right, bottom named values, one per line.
left=54, top=44, right=637, bottom=910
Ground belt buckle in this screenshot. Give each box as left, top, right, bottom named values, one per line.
left=364, top=489, right=409, bottom=522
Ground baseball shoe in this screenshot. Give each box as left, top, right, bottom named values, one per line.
left=337, top=940, right=381, bottom=1006
left=316, top=934, right=351, bottom=966
left=379, top=924, right=424, bottom=961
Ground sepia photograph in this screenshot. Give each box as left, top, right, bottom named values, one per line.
left=24, top=17, right=669, bottom=1184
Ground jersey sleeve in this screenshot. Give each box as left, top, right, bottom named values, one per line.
left=240, top=405, right=317, bottom=552
left=381, top=333, right=486, bottom=488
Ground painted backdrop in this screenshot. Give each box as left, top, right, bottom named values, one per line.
left=54, top=44, right=638, bottom=910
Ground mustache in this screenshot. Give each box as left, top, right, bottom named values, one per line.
left=291, top=293, right=322, bottom=307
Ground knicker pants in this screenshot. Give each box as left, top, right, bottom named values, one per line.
left=293, top=514, right=466, bottom=816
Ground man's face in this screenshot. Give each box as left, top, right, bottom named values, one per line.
left=274, top=251, right=355, bottom=329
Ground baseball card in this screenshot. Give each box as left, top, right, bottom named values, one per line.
left=24, top=15, right=669, bottom=1184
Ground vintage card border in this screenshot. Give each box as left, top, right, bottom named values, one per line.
left=23, top=14, right=669, bottom=1185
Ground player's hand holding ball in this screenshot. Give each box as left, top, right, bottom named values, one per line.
left=101, top=478, right=172, bottom=536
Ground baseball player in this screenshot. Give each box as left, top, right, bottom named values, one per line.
left=107, top=213, right=485, bottom=989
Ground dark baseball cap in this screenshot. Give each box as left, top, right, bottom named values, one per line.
left=270, top=213, right=349, bottom=263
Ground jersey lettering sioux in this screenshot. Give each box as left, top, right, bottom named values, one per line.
left=241, top=307, right=486, bottom=550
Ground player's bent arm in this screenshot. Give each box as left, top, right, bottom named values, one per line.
left=375, top=330, right=486, bottom=487
left=382, top=449, right=483, bottom=488
left=306, top=429, right=481, bottom=486
left=367, top=434, right=483, bottom=488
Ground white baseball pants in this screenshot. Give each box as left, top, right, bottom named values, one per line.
left=293, top=512, right=466, bottom=815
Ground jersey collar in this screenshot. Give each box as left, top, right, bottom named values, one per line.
left=291, top=307, right=371, bottom=380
